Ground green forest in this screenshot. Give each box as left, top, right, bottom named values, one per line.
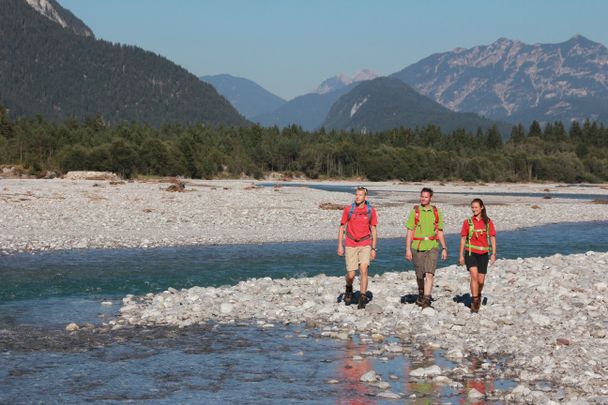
left=1, top=106, right=607, bottom=183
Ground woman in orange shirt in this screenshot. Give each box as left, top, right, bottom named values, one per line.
left=458, top=198, right=497, bottom=313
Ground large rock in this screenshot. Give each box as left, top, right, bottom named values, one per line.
left=410, top=365, right=441, bottom=378
left=360, top=370, right=379, bottom=383
left=65, top=322, right=79, bottom=332
left=63, top=171, right=120, bottom=181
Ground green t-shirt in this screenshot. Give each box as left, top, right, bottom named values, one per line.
left=406, top=205, right=444, bottom=251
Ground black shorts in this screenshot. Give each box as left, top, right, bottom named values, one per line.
left=464, top=252, right=489, bottom=274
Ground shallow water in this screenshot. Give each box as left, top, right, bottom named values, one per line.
left=258, top=182, right=608, bottom=200
left=2, top=221, right=607, bottom=403
left=0, top=323, right=513, bottom=404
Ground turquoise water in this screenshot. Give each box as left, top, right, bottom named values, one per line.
left=258, top=182, right=608, bottom=200
left=2, top=221, right=608, bottom=308
left=1, top=221, right=607, bottom=403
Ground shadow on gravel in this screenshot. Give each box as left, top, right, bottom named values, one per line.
left=399, top=294, right=437, bottom=304
left=453, top=293, right=488, bottom=308
left=336, top=290, right=373, bottom=305
left=400, top=293, right=418, bottom=304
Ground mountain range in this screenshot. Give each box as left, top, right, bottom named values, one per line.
left=4, top=0, right=608, bottom=132
left=392, top=35, right=608, bottom=124
left=215, top=36, right=608, bottom=132
left=251, top=70, right=378, bottom=130
left=0, top=0, right=246, bottom=126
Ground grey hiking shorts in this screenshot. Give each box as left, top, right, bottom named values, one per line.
left=412, top=248, right=439, bottom=278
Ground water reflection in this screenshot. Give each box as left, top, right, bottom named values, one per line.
left=336, top=340, right=375, bottom=405
left=461, top=357, right=500, bottom=405
left=404, top=345, right=442, bottom=404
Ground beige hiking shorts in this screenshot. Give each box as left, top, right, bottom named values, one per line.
left=345, top=245, right=372, bottom=272
left=412, top=248, right=439, bottom=278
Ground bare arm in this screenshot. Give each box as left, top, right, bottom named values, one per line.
left=459, top=236, right=466, bottom=265
left=405, top=229, right=413, bottom=261
left=490, top=236, right=497, bottom=264
left=370, top=225, right=377, bottom=260
left=337, top=224, right=345, bottom=256
left=438, top=230, right=448, bottom=260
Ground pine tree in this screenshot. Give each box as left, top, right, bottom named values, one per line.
left=486, top=124, right=502, bottom=149
left=528, top=120, right=542, bottom=138
left=569, top=120, right=582, bottom=140
left=509, top=124, right=525, bottom=143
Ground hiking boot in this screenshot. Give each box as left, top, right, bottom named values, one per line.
left=357, top=293, right=368, bottom=309
left=415, top=290, right=424, bottom=306
left=344, top=285, right=353, bottom=305
left=420, top=295, right=432, bottom=309
left=471, top=296, right=480, bottom=313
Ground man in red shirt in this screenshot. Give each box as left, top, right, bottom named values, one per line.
left=337, top=186, right=378, bottom=309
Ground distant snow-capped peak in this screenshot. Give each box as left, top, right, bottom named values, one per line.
left=314, top=69, right=378, bottom=94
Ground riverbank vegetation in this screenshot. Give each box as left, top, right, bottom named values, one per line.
left=1, top=107, right=607, bottom=182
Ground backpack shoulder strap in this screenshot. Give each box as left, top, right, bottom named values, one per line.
left=347, top=203, right=356, bottom=221
left=413, top=205, right=420, bottom=226
left=486, top=219, right=491, bottom=245
left=432, top=205, right=439, bottom=225
left=467, top=217, right=474, bottom=240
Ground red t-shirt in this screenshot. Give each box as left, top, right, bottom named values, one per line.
left=340, top=204, right=378, bottom=247
left=461, top=216, right=496, bottom=254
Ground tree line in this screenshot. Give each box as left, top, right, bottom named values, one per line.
left=1, top=107, right=607, bottom=183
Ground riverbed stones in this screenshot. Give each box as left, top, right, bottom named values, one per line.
left=359, top=370, right=379, bottom=382
left=65, top=323, right=79, bottom=332
left=468, top=388, right=484, bottom=399
left=112, top=252, right=608, bottom=402
left=377, top=391, right=400, bottom=399
left=220, top=303, right=234, bottom=314
left=410, top=365, right=441, bottom=378
left=364, top=303, right=383, bottom=314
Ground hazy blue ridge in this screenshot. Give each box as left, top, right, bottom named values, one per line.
left=201, top=74, right=286, bottom=119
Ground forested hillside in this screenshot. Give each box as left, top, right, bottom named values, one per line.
left=0, top=0, right=247, bottom=126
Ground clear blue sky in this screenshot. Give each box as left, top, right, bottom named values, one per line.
left=60, top=0, right=608, bottom=100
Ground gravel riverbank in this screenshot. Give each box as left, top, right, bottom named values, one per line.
left=1, top=178, right=608, bottom=255
left=117, top=251, right=608, bottom=403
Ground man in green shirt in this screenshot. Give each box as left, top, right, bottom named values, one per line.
left=405, top=187, right=448, bottom=309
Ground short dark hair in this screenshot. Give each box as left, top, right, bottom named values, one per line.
left=420, top=187, right=433, bottom=196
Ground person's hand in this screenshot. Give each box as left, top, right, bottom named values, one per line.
left=459, top=255, right=465, bottom=266
left=337, top=246, right=344, bottom=256
left=441, top=249, right=448, bottom=261
left=370, top=249, right=377, bottom=261
left=405, top=250, right=413, bottom=262
left=490, top=253, right=496, bottom=265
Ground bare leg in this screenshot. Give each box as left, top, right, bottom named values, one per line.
left=416, top=277, right=424, bottom=293
left=469, top=267, right=479, bottom=297
left=478, top=273, right=486, bottom=296
left=345, top=270, right=355, bottom=286
left=424, top=272, right=434, bottom=296
left=359, top=264, right=369, bottom=294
